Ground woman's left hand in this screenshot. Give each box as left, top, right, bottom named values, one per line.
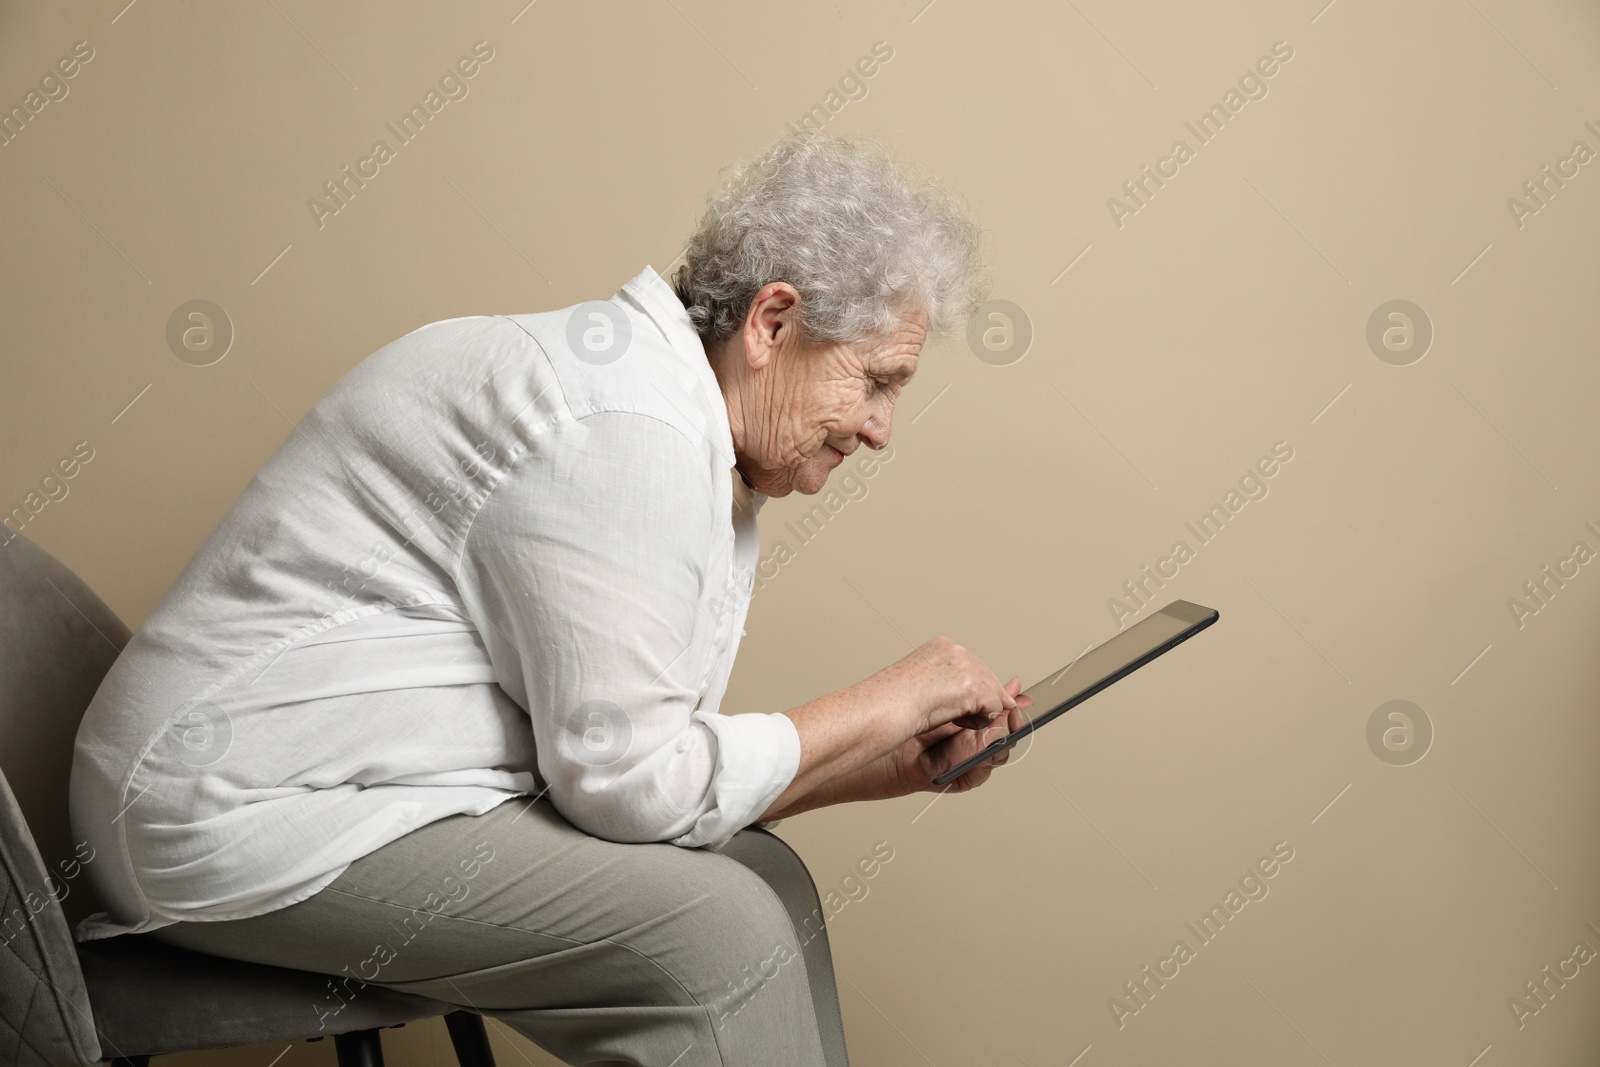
left=899, top=675, right=1033, bottom=794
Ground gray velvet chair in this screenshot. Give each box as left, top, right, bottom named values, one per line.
left=0, top=533, right=497, bottom=1067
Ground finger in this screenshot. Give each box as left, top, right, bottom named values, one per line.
left=968, top=725, right=1004, bottom=767
left=1005, top=701, right=1027, bottom=733
left=917, top=721, right=966, bottom=745
left=967, top=694, right=1008, bottom=726
left=953, top=726, right=992, bottom=767
left=981, top=675, right=1012, bottom=720
left=927, top=727, right=994, bottom=786
left=974, top=668, right=1012, bottom=719
left=958, top=732, right=1009, bottom=788
left=944, top=723, right=990, bottom=759
left=1003, top=678, right=1029, bottom=719
left=925, top=726, right=991, bottom=786
left=989, top=721, right=1014, bottom=761
left=957, top=760, right=994, bottom=790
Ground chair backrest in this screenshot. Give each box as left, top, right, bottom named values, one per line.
left=0, top=533, right=127, bottom=1066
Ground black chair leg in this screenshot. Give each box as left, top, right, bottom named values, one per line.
left=445, top=1010, right=497, bottom=1067
left=334, top=1027, right=386, bottom=1067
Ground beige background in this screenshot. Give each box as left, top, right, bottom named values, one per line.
left=4, top=0, right=1600, bottom=1063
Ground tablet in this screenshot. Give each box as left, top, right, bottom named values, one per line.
left=930, top=600, right=1219, bottom=787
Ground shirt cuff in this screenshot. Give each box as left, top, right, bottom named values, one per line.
left=670, top=710, right=801, bottom=848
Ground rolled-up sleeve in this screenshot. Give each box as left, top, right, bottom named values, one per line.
left=457, top=409, right=799, bottom=847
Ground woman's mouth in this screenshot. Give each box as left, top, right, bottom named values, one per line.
left=827, top=445, right=844, bottom=463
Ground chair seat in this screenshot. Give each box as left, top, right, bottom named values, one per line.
left=78, top=935, right=453, bottom=1059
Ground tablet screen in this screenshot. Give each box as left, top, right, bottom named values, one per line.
left=1023, top=605, right=1206, bottom=732
left=930, top=600, right=1217, bottom=786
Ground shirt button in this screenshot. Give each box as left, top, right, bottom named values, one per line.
left=677, top=736, right=690, bottom=752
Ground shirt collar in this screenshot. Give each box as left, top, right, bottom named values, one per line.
left=618, top=265, right=767, bottom=517
left=731, top=468, right=756, bottom=514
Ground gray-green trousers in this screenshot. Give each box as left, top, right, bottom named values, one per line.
left=148, top=798, right=850, bottom=1066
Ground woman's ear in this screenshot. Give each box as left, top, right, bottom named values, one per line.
left=743, top=281, right=802, bottom=371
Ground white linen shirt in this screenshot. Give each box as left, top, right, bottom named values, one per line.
left=70, top=266, right=802, bottom=939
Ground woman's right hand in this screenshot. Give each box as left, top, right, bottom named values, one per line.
left=880, top=636, right=1019, bottom=736
left=758, top=636, right=1029, bottom=821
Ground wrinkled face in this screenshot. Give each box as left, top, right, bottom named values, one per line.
left=712, top=284, right=924, bottom=498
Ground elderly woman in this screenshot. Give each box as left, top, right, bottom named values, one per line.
left=71, top=131, right=1032, bottom=1066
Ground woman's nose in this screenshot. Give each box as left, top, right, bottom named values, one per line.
left=858, top=415, right=890, bottom=451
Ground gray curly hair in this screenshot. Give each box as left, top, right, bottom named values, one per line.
left=672, top=131, right=988, bottom=351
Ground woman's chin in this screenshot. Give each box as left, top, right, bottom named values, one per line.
left=748, top=456, right=835, bottom=497
left=797, top=464, right=835, bottom=495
